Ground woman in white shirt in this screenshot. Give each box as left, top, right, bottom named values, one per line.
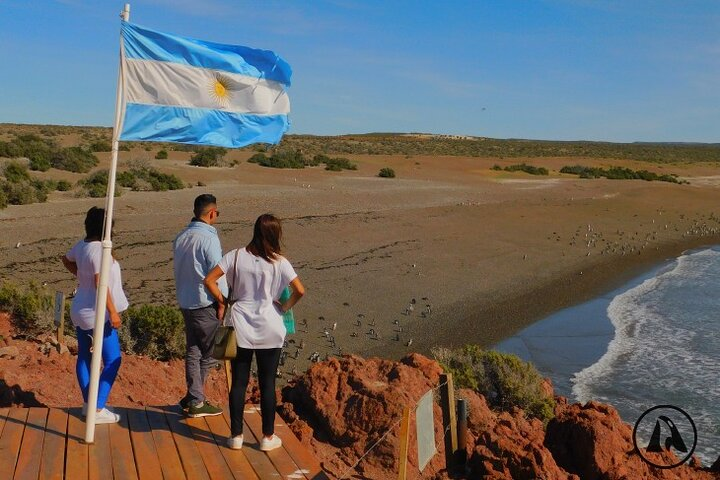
left=62, top=207, right=127, bottom=424
left=205, top=213, right=305, bottom=451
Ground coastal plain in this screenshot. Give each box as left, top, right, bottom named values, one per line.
left=2, top=134, right=720, bottom=376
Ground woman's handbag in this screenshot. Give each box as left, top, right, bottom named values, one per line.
left=212, top=325, right=237, bottom=360
left=212, top=248, right=240, bottom=360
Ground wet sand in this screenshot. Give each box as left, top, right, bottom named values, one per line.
left=2, top=149, right=720, bottom=375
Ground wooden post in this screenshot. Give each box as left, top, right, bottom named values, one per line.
left=397, top=406, right=411, bottom=480
left=224, top=360, right=232, bottom=392
left=54, top=291, right=66, bottom=344
left=439, top=373, right=457, bottom=471
left=456, top=398, right=468, bottom=467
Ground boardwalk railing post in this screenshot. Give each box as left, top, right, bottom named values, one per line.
left=397, top=406, right=411, bottom=480
left=456, top=397, right=468, bottom=467
left=54, top=291, right=65, bottom=345
left=439, top=373, right=457, bottom=472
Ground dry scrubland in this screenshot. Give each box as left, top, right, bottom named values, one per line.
left=2, top=124, right=720, bottom=375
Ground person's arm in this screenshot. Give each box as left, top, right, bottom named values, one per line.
left=204, top=265, right=227, bottom=321
left=277, top=277, right=305, bottom=313
left=94, top=274, right=121, bottom=329
left=62, top=255, right=78, bottom=276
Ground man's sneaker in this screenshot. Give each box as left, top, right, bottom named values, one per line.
left=188, top=401, right=223, bottom=418
left=227, top=435, right=243, bottom=450
left=179, top=395, right=191, bottom=412
left=95, top=408, right=121, bottom=424
left=260, top=434, right=282, bottom=451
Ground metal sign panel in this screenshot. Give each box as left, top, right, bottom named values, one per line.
left=416, top=389, right=436, bottom=471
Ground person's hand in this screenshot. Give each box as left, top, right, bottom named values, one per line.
left=274, top=300, right=286, bottom=313
left=217, top=302, right=226, bottom=321
left=110, top=311, right=122, bottom=329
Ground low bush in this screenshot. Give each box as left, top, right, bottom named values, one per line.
left=155, top=149, right=168, bottom=159
left=189, top=147, right=228, bottom=167
left=88, top=140, right=112, bottom=152
left=378, top=167, right=396, bottom=178
left=0, top=162, right=54, bottom=207
left=247, top=153, right=267, bottom=164
left=120, top=305, right=185, bottom=360
left=501, top=163, right=549, bottom=175
left=56, top=180, right=72, bottom=191
left=432, top=345, right=555, bottom=422
left=0, top=282, right=54, bottom=336
left=324, top=157, right=357, bottom=171
left=560, top=164, right=683, bottom=183
left=78, top=170, right=115, bottom=198
left=51, top=147, right=99, bottom=173
left=3, top=161, right=31, bottom=183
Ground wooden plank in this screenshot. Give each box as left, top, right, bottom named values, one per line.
left=14, top=407, right=49, bottom=480
left=242, top=405, right=303, bottom=479
left=203, top=413, right=259, bottom=480
left=39, top=408, right=68, bottom=480
left=126, top=408, right=163, bottom=480
left=109, top=409, right=139, bottom=480
left=160, top=406, right=210, bottom=480
left=0, top=408, right=29, bottom=477
left=65, top=409, right=88, bottom=480
left=88, top=424, right=112, bottom=480
left=184, top=413, right=234, bottom=480
left=221, top=408, right=278, bottom=479
left=0, top=408, right=10, bottom=437
left=270, top=413, right=329, bottom=480
left=145, top=407, right=186, bottom=480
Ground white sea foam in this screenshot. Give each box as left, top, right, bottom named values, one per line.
left=571, top=248, right=720, bottom=465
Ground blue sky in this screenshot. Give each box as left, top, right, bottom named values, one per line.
left=1, top=0, right=718, bottom=142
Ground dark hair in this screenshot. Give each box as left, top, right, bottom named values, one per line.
left=193, top=193, right=217, bottom=218
left=246, top=214, right=282, bottom=262
left=84, top=206, right=106, bottom=239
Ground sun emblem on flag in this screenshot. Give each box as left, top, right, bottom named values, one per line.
left=209, top=72, right=233, bottom=108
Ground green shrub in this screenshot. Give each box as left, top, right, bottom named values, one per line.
left=115, top=167, right=184, bottom=192
left=155, top=149, right=168, bottom=160
left=189, top=147, right=228, bottom=167
left=78, top=170, right=117, bottom=198
left=0, top=282, right=54, bottom=336
left=51, top=147, right=98, bottom=173
left=491, top=164, right=502, bottom=171
left=56, top=180, right=72, bottom=191
left=116, top=171, right=138, bottom=189
left=560, top=164, right=681, bottom=183
left=3, top=161, right=31, bottom=183
left=247, top=153, right=267, bottom=164
left=88, top=140, right=112, bottom=152
left=432, top=345, right=555, bottom=422
left=120, top=305, right=185, bottom=360
left=0, top=141, right=23, bottom=158
left=2, top=181, right=44, bottom=205
left=258, top=149, right=306, bottom=169
left=324, top=157, right=357, bottom=171
left=503, top=163, right=549, bottom=175
left=378, top=167, right=396, bottom=178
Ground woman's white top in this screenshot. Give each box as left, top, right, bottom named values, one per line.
left=66, top=240, right=129, bottom=331
left=218, top=248, right=297, bottom=349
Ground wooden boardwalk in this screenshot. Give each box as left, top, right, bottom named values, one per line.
left=0, top=405, right=329, bottom=480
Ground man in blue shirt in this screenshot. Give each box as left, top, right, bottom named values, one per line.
left=173, top=194, right=227, bottom=417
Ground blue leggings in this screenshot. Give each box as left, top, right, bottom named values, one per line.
left=76, top=323, right=122, bottom=410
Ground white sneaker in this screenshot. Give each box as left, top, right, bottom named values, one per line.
left=227, top=435, right=243, bottom=450
left=260, top=434, right=282, bottom=451
left=94, top=407, right=121, bottom=424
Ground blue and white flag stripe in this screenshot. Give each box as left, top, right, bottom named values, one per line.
left=118, top=21, right=292, bottom=148
left=124, top=59, right=290, bottom=115
left=121, top=22, right=291, bottom=85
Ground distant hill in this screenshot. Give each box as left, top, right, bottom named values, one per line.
left=1, top=123, right=720, bottom=164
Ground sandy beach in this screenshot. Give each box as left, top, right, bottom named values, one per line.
left=2, top=144, right=720, bottom=376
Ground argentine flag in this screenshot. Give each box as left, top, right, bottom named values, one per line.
left=119, top=22, right=292, bottom=148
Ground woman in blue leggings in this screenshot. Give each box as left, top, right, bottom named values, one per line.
left=62, top=207, right=127, bottom=423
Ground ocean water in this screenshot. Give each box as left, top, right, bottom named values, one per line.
left=496, top=247, right=720, bottom=465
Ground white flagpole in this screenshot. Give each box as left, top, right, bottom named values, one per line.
left=84, top=2, right=130, bottom=444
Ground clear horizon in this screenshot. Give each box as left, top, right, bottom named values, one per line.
left=1, top=1, right=718, bottom=143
